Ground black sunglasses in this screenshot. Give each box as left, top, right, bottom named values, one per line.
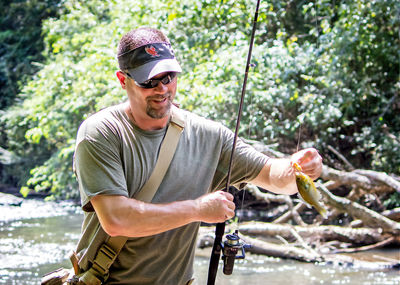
left=125, top=72, right=177, bottom=89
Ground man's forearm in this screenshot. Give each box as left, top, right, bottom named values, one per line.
left=250, top=158, right=298, bottom=195
left=92, top=195, right=198, bottom=237
left=91, top=190, right=235, bottom=237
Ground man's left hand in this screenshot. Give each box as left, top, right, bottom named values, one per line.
left=290, top=148, right=323, bottom=180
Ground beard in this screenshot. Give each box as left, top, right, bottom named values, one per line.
left=146, top=93, right=173, bottom=119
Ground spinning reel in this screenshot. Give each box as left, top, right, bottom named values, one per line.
left=221, top=230, right=251, bottom=275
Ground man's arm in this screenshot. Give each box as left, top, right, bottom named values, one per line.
left=91, top=148, right=322, bottom=238
left=91, top=190, right=235, bottom=237
left=250, top=148, right=323, bottom=194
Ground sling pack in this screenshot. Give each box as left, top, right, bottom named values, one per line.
left=41, top=106, right=185, bottom=285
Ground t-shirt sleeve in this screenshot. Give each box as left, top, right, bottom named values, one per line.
left=73, top=119, right=128, bottom=212
left=211, top=124, right=269, bottom=191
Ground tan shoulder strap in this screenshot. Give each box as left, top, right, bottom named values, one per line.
left=135, top=105, right=184, bottom=201
left=76, top=106, right=185, bottom=284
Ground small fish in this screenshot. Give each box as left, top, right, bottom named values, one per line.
left=293, top=162, right=328, bottom=218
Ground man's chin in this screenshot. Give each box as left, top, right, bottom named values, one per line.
left=146, top=102, right=172, bottom=119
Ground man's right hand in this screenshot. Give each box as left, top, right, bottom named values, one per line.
left=195, top=190, right=235, bottom=223
left=91, top=190, right=236, bottom=238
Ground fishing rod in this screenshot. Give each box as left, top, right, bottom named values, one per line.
left=207, top=0, right=261, bottom=284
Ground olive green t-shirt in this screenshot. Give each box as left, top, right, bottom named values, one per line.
left=73, top=103, right=268, bottom=285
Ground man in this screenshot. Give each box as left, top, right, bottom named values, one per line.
left=73, top=27, right=322, bottom=284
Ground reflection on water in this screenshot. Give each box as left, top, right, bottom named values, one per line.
left=0, top=199, right=399, bottom=284
left=0, top=200, right=82, bottom=284
left=194, top=250, right=400, bottom=285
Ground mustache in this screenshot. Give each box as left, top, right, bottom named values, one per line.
left=147, top=92, right=171, bottom=101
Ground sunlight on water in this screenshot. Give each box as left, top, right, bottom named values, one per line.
left=193, top=249, right=400, bottom=285
left=0, top=199, right=81, bottom=285
left=0, top=199, right=78, bottom=224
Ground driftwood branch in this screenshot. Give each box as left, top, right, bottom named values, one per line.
left=238, top=222, right=387, bottom=245
left=382, top=207, right=400, bottom=222
left=240, top=233, right=323, bottom=262
left=245, top=184, right=306, bottom=225
left=273, top=203, right=306, bottom=224
left=332, top=237, right=396, bottom=254
left=317, top=183, right=400, bottom=235
left=326, top=145, right=355, bottom=171
left=353, top=169, right=400, bottom=193
left=320, top=166, right=394, bottom=193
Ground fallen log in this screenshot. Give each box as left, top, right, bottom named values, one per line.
left=332, top=236, right=396, bottom=254
left=238, top=222, right=388, bottom=245
left=382, top=207, right=400, bottom=222
left=233, top=140, right=400, bottom=269
left=272, top=203, right=307, bottom=224
left=240, top=233, right=323, bottom=262
left=350, top=207, right=400, bottom=228
left=317, top=183, right=400, bottom=235
left=240, top=234, right=400, bottom=270
left=321, top=166, right=393, bottom=194
left=245, top=184, right=306, bottom=225
left=197, top=229, right=400, bottom=270
left=354, top=169, right=400, bottom=193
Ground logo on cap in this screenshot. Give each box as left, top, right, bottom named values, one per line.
left=145, top=45, right=160, bottom=57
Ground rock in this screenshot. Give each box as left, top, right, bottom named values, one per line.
left=0, top=192, right=23, bottom=206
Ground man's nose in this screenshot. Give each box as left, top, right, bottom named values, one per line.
left=153, top=81, right=168, bottom=93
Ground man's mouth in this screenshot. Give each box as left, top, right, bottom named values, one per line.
left=149, top=95, right=169, bottom=104
left=145, top=94, right=172, bottom=119
left=152, top=97, right=167, bottom=103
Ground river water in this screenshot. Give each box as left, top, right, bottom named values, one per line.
left=0, top=199, right=399, bottom=284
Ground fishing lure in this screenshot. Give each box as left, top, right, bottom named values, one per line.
left=293, top=162, right=328, bottom=218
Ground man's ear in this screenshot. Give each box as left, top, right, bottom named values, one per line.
left=116, top=71, right=127, bottom=89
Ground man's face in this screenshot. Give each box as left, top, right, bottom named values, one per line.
left=121, top=72, right=178, bottom=120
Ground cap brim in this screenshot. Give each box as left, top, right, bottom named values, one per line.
left=127, top=58, right=182, bottom=83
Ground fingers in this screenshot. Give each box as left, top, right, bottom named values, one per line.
left=218, top=190, right=234, bottom=203
left=196, top=191, right=236, bottom=223
left=291, top=148, right=323, bottom=180
left=216, top=191, right=235, bottom=219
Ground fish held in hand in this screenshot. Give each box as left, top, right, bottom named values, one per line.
left=292, top=162, right=328, bottom=218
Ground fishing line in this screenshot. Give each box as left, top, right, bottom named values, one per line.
left=296, top=123, right=302, bottom=153
left=237, top=65, right=256, bottom=229
left=207, top=1, right=261, bottom=283
left=298, top=0, right=320, bottom=151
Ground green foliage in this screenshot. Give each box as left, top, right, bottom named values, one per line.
left=315, top=0, right=400, bottom=173
left=0, top=0, right=62, bottom=109
left=1, top=0, right=399, bottom=199
left=0, top=0, right=63, bottom=187
left=384, top=192, right=400, bottom=210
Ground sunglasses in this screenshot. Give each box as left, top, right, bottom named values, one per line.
left=125, top=72, right=177, bottom=89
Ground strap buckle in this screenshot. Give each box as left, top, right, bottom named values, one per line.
left=91, top=243, right=117, bottom=276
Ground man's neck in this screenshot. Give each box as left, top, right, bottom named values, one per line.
left=124, top=103, right=170, bottom=131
